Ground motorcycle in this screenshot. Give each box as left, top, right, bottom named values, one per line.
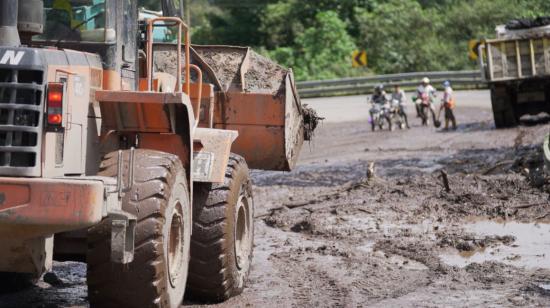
left=369, top=101, right=391, bottom=131
left=388, top=99, right=408, bottom=130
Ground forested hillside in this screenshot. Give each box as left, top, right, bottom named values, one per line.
left=141, top=0, right=550, bottom=80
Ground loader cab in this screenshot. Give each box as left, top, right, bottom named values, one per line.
left=31, top=0, right=184, bottom=90
left=32, top=0, right=138, bottom=90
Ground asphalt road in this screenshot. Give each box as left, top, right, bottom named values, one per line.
left=305, top=90, right=491, bottom=123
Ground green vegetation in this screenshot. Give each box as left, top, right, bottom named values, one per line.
left=148, top=0, right=550, bottom=80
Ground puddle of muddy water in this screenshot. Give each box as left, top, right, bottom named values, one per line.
left=441, top=220, right=550, bottom=269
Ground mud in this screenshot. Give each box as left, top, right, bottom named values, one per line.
left=192, top=46, right=247, bottom=92
left=302, top=104, right=323, bottom=141
left=156, top=46, right=290, bottom=95
left=2, top=92, right=550, bottom=307
left=243, top=51, right=287, bottom=95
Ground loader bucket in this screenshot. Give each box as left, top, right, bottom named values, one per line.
left=190, top=46, right=315, bottom=171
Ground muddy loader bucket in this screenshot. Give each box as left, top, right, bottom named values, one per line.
left=191, top=46, right=314, bottom=171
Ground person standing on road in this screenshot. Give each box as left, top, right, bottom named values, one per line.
left=440, top=80, right=457, bottom=130
left=416, top=77, right=437, bottom=125
left=391, top=85, right=410, bottom=128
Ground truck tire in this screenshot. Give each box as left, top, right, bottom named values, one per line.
left=491, top=86, right=518, bottom=128
left=186, top=154, right=254, bottom=302
left=87, top=150, right=191, bottom=308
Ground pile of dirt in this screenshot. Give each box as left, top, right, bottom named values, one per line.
left=415, top=172, right=550, bottom=222
left=166, top=46, right=290, bottom=96
left=244, top=51, right=287, bottom=95
left=153, top=50, right=179, bottom=77
left=192, top=46, right=247, bottom=92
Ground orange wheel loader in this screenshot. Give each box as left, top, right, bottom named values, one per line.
left=0, top=1, right=316, bottom=307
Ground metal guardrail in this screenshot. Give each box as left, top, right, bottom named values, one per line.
left=297, top=70, right=485, bottom=97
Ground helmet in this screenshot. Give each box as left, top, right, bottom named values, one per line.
left=375, top=84, right=384, bottom=91
left=422, top=77, right=430, bottom=84
left=443, top=80, right=451, bottom=87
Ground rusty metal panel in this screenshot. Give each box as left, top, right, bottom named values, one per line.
left=213, top=88, right=302, bottom=171
left=219, top=124, right=287, bottom=171
left=138, top=133, right=190, bottom=168
left=217, top=92, right=286, bottom=126
left=0, top=178, right=104, bottom=240
left=96, top=91, right=193, bottom=133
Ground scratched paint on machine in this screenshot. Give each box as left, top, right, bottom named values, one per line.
left=0, top=184, right=30, bottom=211
left=0, top=179, right=104, bottom=240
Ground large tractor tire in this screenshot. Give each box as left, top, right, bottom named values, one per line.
left=187, top=154, right=254, bottom=302
left=491, top=85, right=518, bottom=128
left=87, top=150, right=191, bottom=308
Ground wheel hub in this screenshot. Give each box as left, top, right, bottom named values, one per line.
left=168, top=202, right=184, bottom=287
left=234, top=192, right=251, bottom=270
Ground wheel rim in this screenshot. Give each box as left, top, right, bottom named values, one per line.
left=168, top=202, right=184, bottom=287
left=234, top=190, right=251, bottom=270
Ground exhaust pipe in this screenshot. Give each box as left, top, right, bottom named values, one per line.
left=0, top=0, right=21, bottom=47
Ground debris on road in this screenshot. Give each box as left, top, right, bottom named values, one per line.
left=4, top=101, right=550, bottom=307
left=438, top=170, right=451, bottom=192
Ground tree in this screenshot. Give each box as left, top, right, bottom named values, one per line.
left=354, top=0, right=440, bottom=73
left=272, top=11, right=357, bottom=80
left=189, top=0, right=550, bottom=79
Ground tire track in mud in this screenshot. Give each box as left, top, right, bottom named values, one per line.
left=271, top=255, right=352, bottom=308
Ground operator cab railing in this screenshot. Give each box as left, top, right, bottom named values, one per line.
left=144, top=17, right=205, bottom=127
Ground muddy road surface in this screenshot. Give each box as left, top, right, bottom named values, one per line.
left=1, top=90, right=550, bottom=307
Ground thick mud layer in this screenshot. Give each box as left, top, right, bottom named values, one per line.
left=192, top=46, right=247, bottom=92
left=156, top=46, right=290, bottom=95
left=243, top=51, right=287, bottom=95
left=1, top=94, right=550, bottom=307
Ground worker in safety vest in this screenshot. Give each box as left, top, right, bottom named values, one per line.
left=441, top=80, right=457, bottom=130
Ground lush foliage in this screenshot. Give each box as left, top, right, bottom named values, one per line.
left=171, top=0, right=550, bottom=80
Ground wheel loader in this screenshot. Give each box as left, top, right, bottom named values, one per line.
left=0, top=1, right=315, bottom=307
